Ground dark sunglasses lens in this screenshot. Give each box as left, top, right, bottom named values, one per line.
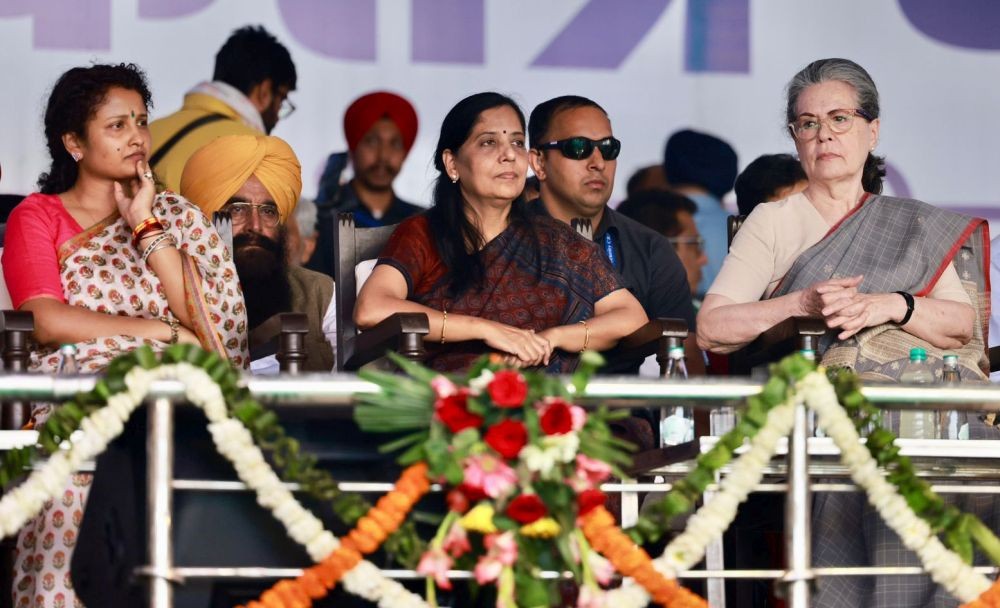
left=562, top=137, right=593, bottom=160
left=597, top=138, right=621, bottom=160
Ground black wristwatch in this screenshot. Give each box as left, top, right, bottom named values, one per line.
left=894, top=291, right=914, bottom=326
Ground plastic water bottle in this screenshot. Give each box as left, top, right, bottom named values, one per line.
left=661, top=345, right=695, bottom=445
left=899, top=347, right=937, bottom=438
left=56, top=344, right=78, bottom=375
left=710, top=405, right=736, bottom=437
left=709, top=347, right=736, bottom=436
left=940, top=353, right=967, bottom=440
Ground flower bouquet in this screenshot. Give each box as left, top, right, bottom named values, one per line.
left=354, top=352, right=634, bottom=607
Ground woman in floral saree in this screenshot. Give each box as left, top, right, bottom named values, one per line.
left=1, top=64, right=247, bottom=607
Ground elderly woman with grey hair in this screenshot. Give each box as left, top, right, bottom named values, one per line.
left=699, top=57, right=988, bottom=380
left=698, top=58, right=994, bottom=607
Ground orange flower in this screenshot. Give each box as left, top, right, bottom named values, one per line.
left=580, top=505, right=708, bottom=608
left=962, top=579, right=1000, bottom=608
left=237, top=462, right=429, bottom=608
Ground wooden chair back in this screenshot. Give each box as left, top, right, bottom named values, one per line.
left=333, top=213, right=428, bottom=370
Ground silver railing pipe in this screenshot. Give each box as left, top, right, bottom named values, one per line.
left=783, top=401, right=814, bottom=607
left=144, top=396, right=177, bottom=605
left=4, top=373, right=1000, bottom=410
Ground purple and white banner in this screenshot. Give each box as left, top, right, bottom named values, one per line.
left=1, top=0, right=999, bottom=222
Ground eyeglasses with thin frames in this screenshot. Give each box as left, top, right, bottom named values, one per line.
left=225, top=202, right=281, bottom=228
left=789, top=108, right=873, bottom=141
left=667, top=236, right=706, bottom=254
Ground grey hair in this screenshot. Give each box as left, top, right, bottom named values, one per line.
left=785, top=58, right=880, bottom=125
left=784, top=58, right=886, bottom=194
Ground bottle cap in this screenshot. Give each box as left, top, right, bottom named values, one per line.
left=58, top=344, right=78, bottom=354
left=943, top=353, right=958, bottom=362
left=909, top=347, right=927, bottom=361
left=668, top=345, right=685, bottom=355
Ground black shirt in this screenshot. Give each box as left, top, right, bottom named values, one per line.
left=592, top=206, right=696, bottom=328
left=533, top=200, right=696, bottom=374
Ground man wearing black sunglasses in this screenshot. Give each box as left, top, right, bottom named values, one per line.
left=527, top=95, right=698, bottom=376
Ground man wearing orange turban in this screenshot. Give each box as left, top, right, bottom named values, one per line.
left=181, top=134, right=335, bottom=372
left=306, top=91, right=423, bottom=276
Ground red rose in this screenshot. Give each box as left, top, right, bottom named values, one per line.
left=506, top=494, right=547, bottom=524
left=436, top=392, right=483, bottom=433
left=457, top=483, right=488, bottom=503
left=577, top=489, right=607, bottom=516
left=540, top=400, right=573, bottom=435
left=488, top=370, right=528, bottom=408
left=446, top=488, right=470, bottom=514
left=484, top=419, right=528, bottom=459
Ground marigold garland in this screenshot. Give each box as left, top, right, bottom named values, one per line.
left=963, top=580, right=1000, bottom=608
left=581, top=506, right=708, bottom=608
left=241, top=462, right=431, bottom=608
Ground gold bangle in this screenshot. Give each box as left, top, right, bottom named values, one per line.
left=579, top=319, right=590, bottom=353
left=161, top=317, right=180, bottom=345
left=440, top=310, right=448, bottom=344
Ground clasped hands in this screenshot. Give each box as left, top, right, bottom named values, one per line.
left=800, top=275, right=906, bottom=340
left=482, top=320, right=567, bottom=368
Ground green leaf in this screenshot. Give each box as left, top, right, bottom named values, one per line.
left=946, top=521, right=974, bottom=564
left=697, top=444, right=732, bottom=470
left=514, top=569, right=552, bottom=607
left=385, top=351, right=439, bottom=383
left=377, top=431, right=428, bottom=455
left=451, top=428, right=481, bottom=451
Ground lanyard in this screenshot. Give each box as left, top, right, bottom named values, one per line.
left=603, top=231, right=618, bottom=270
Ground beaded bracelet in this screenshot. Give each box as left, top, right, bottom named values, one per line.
left=161, top=317, right=180, bottom=344
left=140, top=233, right=175, bottom=265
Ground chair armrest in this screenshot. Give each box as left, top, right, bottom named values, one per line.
left=1, top=310, right=34, bottom=430
left=601, top=317, right=688, bottom=372
left=990, top=346, right=1000, bottom=374
left=345, top=312, right=429, bottom=370
left=249, top=313, right=309, bottom=374
left=736, top=316, right=828, bottom=372
left=625, top=440, right=700, bottom=477
left=0, top=310, right=34, bottom=368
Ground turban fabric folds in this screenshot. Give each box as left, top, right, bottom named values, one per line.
left=180, top=135, right=302, bottom=223
left=343, top=91, right=418, bottom=153
left=663, top=129, right=738, bottom=200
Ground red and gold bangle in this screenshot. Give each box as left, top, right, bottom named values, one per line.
left=132, top=217, right=163, bottom=245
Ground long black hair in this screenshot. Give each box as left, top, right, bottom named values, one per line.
left=38, top=63, right=153, bottom=194
left=427, top=92, right=538, bottom=297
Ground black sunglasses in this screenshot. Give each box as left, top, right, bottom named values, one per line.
left=537, top=136, right=621, bottom=161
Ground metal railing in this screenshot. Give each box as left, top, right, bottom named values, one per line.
left=3, top=373, right=1000, bottom=608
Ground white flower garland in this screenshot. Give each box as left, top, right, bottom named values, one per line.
left=797, top=370, right=991, bottom=603
left=2, top=363, right=992, bottom=607
left=605, top=370, right=992, bottom=607
left=602, top=396, right=797, bottom=607
left=0, top=362, right=428, bottom=608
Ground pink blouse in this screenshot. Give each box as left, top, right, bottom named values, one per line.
left=2, top=193, right=86, bottom=309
